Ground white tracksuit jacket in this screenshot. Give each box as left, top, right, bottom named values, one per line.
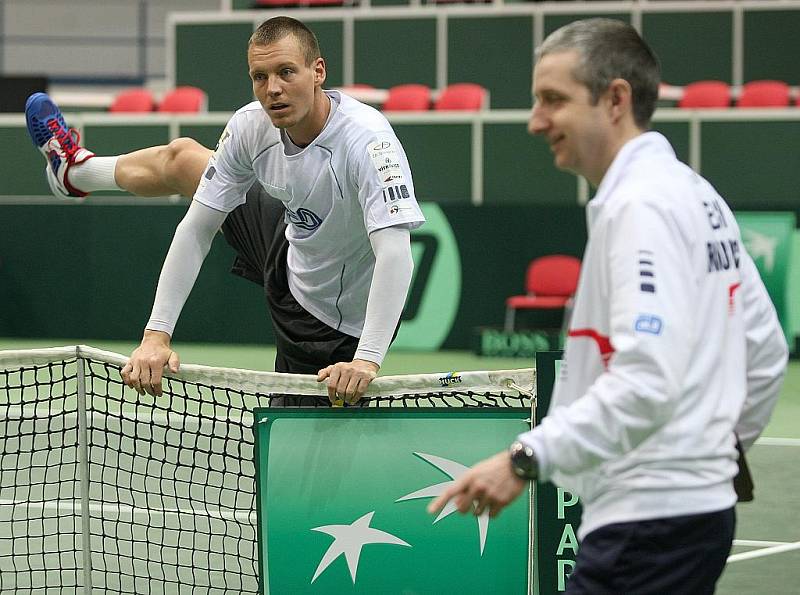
left=519, top=132, right=788, bottom=539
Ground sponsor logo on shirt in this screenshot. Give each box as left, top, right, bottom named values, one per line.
left=287, top=207, right=323, bottom=230
left=383, top=184, right=410, bottom=202
left=389, top=204, right=415, bottom=216
left=634, top=314, right=663, bottom=335
left=707, top=239, right=740, bottom=272
left=370, top=140, right=391, bottom=152
left=638, top=249, right=656, bottom=293
left=368, top=138, right=408, bottom=189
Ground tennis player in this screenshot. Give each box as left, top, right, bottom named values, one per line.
left=429, top=19, right=788, bottom=593
left=25, top=17, right=425, bottom=404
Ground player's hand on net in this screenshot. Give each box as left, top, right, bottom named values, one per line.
left=427, top=451, right=526, bottom=518
left=317, top=359, right=379, bottom=406
left=121, top=330, right=180, bottom=397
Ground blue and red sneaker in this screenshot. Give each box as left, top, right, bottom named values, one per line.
left=25, top=92, right=95, bottom=200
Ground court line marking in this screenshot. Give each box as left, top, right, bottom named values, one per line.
left=0, top=498, right=255, bottom=523
left=756, top=437, right=800, bottom=447
left=727, top=541, right=800, bottom=563
left=734, top=539, right=790, bottom=547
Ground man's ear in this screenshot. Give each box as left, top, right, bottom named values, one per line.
left=607, top=78, right=633, bottom=122
left=314, top=57, right=327, bottom=87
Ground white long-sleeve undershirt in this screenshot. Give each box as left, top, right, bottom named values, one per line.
left=146, top=201, right=414, bottom=369
left=145, top=200, right=226, bottom=335
left=354, top=226, right=414, bottom=367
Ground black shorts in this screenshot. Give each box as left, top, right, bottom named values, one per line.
left=220, top=184, right=359, bottom=374
left=566, top=507, right=735, bottom=595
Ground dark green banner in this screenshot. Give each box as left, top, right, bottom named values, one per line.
left=534, top=351, right=582, bottom=594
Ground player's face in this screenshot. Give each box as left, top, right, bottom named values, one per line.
left=248, top=34, right=327, bottom=143
left=528, top=50, right=614, bottom=186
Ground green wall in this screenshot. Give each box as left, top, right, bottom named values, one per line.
left=176, top=8, right=800, bottom=111
left=447, top=17, right=533, bottom=109
left=0, top=204, right=274, bottom=344
left=355, top=19, right=436, bottom=88
left=701, top=121, right=800, bottom=209
left=3, top=203, right=794, bottom=351
left=643, top=12, right=732, bottom=85
left=175, top=23, right=254, bottom=112
left=743, top=10, right=800, bottom=83
left=0, top=203, right=587, bottom=350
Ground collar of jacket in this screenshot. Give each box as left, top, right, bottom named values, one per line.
left=585, top=131, right=676, bottom=231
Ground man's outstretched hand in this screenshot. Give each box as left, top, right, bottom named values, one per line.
left=427, top=451, right=526, bottom=518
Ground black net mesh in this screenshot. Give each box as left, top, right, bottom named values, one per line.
left=0, top=354, right=532, bottom=594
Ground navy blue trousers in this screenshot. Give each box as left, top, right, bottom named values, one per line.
left=567, top=507, right=735, bottom=595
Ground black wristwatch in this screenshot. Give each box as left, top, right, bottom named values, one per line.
left=509, top=441, right=539, bottom=480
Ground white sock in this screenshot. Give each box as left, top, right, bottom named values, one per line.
left=69, top=156, right=122, bottom=193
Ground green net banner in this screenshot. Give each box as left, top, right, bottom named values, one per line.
left=253, top=408, right=531, bottom=594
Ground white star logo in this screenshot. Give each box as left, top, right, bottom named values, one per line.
left=396, top=452, right=492, bottom=555
left=310, top=511, right=411, bottom=584
left=743, top=228, right=778, bottom=273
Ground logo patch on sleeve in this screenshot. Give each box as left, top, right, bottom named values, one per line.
left=638, top=249, right=656, bottom=293
left=634, top=314, right=663, bottom=335
left=368, top=138, right=407, bottom=188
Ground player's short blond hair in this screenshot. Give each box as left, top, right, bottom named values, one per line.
left=249, top=16, right=321, bottom=66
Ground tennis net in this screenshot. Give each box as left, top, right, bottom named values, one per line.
left=0, top=345, right=534, bottom=594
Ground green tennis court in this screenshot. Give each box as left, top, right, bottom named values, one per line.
left=1, top=339, right=797, bottom=594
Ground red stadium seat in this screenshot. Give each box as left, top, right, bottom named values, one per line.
left=253, top=0, right=343, bottom=5
left=382, top=84, right=431, bottom=111
left=433, top=83, right=487, bottom=111
left=505, top=255, right=581, bottom=332
left=253, top=0, right=302, bottom=6
left=109, top=89, right=155, bottom=113
left=678, top=80, right=731, bottom=109
left=736, top=80, right=790, bottom=108
left=157, top=86, right=207, bottom=113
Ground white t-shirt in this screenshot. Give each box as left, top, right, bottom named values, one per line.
left=194, top=91, right=425, bottom=336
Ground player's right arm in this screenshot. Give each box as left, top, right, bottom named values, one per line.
left=122, top=112, right=257, bottom=396
left=122, top=201, right=227, bottom=396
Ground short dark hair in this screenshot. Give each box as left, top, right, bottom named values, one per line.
left=249, top=16, right=321, bottom=65
left=537, top=18, right=660, bottom=129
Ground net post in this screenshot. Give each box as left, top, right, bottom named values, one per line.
left=528, top=388, right=537, bottom=595
left=76, top=355, right=94, bottom=594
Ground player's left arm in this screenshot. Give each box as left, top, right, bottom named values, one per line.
left=317, top=131, right=423, bottom=404
left=317, top=227, right=413, bottom=404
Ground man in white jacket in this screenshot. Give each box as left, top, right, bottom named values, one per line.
left=430, top=18, right=788, bottom=593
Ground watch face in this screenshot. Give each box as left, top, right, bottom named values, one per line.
left=510, top=442, right=537, bottom=480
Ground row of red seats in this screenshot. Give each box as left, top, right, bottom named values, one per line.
left=677, top=80, right=798, bottom=108
left=110, top=86, right=207, bottom=113
left=381, top=83, right=487, bottom=112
